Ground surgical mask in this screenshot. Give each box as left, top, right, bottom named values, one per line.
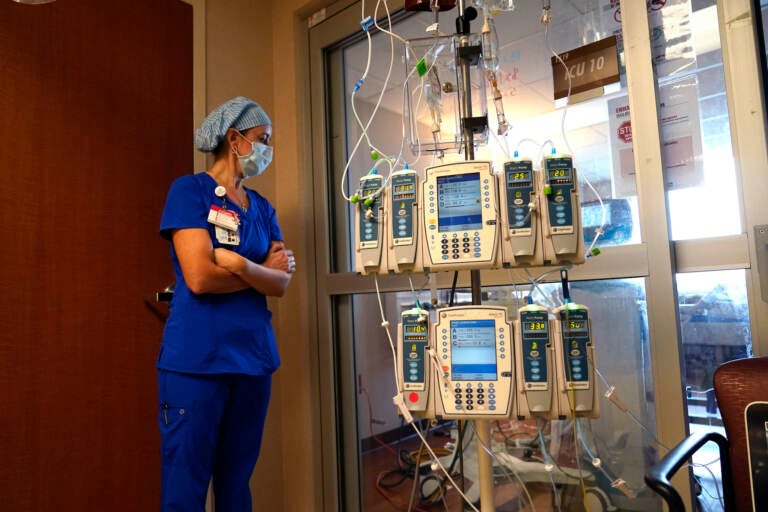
left=234, top=136, right=273, bottom=178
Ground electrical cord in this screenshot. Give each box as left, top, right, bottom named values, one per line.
left=375, top=469, right=431, bottom=512
left=523, top=267, right=568, bottom=309
left=360, top=384, right=399, bottom=457
left=448, top=271, right=459, bottom=307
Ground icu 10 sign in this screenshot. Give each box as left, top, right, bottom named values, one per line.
left=551, top=36, right=620, bottom=100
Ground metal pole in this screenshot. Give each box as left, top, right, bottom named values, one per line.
left=456, top=18, right=494, bottom=512
left=458, top=35, right=474, bottom=161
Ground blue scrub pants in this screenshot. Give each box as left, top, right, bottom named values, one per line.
left=158, top=370, right=271, bottom=512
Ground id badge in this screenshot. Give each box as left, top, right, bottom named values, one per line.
left=208, top=205, right=240, bottom=231
left=215, top=226, right=240, bottom=246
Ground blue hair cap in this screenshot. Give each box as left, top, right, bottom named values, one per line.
left=194, top=96, right=272, bottom=153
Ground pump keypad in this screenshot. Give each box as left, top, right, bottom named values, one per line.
left=450, top=383, right=497, bottom=412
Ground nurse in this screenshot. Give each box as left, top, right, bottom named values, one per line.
left=157, top=97, right=295, bottom=511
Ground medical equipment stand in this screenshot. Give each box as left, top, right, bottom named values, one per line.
left=456, top=1, right=494, bottom=510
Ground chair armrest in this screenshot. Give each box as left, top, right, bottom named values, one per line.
left=644, top=431, right=733, bottom=512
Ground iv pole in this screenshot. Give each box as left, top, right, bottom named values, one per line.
left=455, top=1, right=494, bottom=510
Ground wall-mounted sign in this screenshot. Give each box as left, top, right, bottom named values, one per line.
left=607, top=75, right=704, bottom=198
left=551, top=36, right=620, bottom=100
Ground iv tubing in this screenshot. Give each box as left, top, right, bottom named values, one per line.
left=575, top=419, right=620, bottom=485
left=592, top=364, right=670, bottom=451
left=340, top=0, right=398, bottom=202
left=543, top=16, right=606, bottom=257
left=373, top=275, right=481, bottom=512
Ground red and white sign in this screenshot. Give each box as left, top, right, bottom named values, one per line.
left=617, top=121, right=632, bottom=143
left=607, top=75, right=704, bottom=197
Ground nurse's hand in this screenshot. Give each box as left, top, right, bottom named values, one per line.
left=263, top=241, right=291, bottom=273
left=213, top=248, right=246, bottom=274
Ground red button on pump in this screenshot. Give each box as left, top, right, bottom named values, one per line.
left=408, top=392, right=419, bottom=403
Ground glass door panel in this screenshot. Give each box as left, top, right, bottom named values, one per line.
left=676, top=269, right=752, bottom=506
left=643, top=0, right=742, bottom=240
left=345, top=276, right=659, bottom=511
left=312, top=0, right=768, bottom=510
left=678, top=269, right=752, bottom=426
left=337, top=0, right=644, bottom=273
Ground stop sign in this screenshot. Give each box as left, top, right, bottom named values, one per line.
left=617, top=120, right=632, bottom=143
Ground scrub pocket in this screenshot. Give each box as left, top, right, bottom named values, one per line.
left=159, top=401, right=188, bottom=467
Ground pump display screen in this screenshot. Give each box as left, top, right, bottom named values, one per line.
left=564, top=320, right=587, bottom=332
left=508, top=170, right=531, bottom=185
left=437, top=173, right=482, bottom=232
left=393, top=182, right=415, bottom=200
left=450, top=319, right=497, bottom=380
left=548, top=168, right=572, bottom=181
left=405, top=324, right=427, bottom=334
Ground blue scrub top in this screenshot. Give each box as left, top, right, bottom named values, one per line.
left=158, top=172, right=282, bottom=375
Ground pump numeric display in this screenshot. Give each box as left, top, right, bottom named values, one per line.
left=391, top=172, right=417, bottom=245
left=504, top=160, right=534, bottom=234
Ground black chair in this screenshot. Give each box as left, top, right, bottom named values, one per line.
left=645, top=356, right=768, bottom=512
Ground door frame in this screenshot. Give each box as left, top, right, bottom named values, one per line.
left=307, top=0, right=768, bottom=509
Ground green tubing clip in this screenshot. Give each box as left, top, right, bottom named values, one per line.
left=416, top=58, right=428, bottom=77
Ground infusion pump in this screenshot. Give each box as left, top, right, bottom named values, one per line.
left=431, top=306, right=514, bottom=419
left=540, top=154, right=585, bottom=265
left=551, top=303, right=599, bottom=418
left=421, top=161, right=500, bottom=272
left=387, top=169, right=423, bottom=273
left=499, top=158, right=544, bottom=267
left=514, top=303, right=558, bottom=419
left=354, top=174, right=387, bottom=275
left=397, top=307, right=432, bottom=413
left=391, top=304, right=601, bottom=422
left=353, top=157, right=587, bottom=274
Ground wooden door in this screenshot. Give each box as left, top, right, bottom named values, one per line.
left=0, top=1, right=192, bottom=510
